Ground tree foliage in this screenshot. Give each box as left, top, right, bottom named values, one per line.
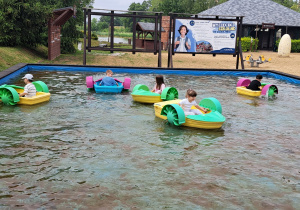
left=0, top=0, right=299, bottom=53
left=56, top=0, right=94, bottom=53
left=0, top=0, right=53, bottom=47
left=123, top=1, right=152, bottom=32
left=272, top=0, right=295, bottom=8
left=149, top=0, right=228, bottom=15
left=0, top=0, right=94, bottom=53
left=149, top=0, right=299, bottom=15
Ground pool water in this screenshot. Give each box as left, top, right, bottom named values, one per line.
left=1, top=70, right=299, bottom=209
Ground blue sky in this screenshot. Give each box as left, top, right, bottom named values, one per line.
left=92, top=0, right=145, bottom=11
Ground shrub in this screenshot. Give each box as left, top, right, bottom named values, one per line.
left=91, top=32, right=98, bottom=40
left=275, top=39, right=300, bottom=52
left=79, top=30, right=84, bottom=38
left=78, top=31, right=98, bottom=40
left=239, top=37, right=259, bottom=52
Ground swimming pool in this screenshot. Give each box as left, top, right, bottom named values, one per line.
left=0, top=65, right=299, bottom=209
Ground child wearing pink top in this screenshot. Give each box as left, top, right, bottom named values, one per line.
left=151, top=75, right=166, bottom=94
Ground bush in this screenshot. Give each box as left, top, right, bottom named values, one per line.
left=61, top=37, right=76, bottom=54
left=91, top=32, right=98, bottom=40
left=275, top=39, right=300, bottom=52
left=78, top=31, right=98, bottom=40
left=79, top=30, right=84, bottom=38
left=238, top=37, right=259, bottom=52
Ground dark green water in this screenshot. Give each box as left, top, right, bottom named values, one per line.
left=0, top=70, right=299, bottom=209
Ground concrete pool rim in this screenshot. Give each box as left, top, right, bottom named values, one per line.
left=1, top=63, right=300, bottom=85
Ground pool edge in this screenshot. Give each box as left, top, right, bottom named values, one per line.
left=1, top=63, right=300, bottom=85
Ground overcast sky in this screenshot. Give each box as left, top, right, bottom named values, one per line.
left=92, top=0, right=145, bottom=11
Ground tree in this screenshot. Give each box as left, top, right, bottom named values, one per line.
left=149, top=0, right=226, bottom=16
left=156, top=0, right=185, bottom=15
left=273, top=0, right=295, bottom=8
left=0, top=0, right=94, bottom=53
left=91, top=18, right=98, bottom=31
left=97, top=21, right=109, bottom=31
left=290, top=3, right=300, bottom=12
left=123, top=0, right=152, bottom=32
left=0, top=0, right=53, bottom=47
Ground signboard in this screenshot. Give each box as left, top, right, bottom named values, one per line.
left=174, top=19, right=238, bottom=54
left=262, top=23, right=275, bottom=29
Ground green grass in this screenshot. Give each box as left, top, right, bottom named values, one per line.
left=0, top=46, right=48, bottom=71
left=0, top=39, right=153, bottom=72
left=0, top=40, right=134, bottom=72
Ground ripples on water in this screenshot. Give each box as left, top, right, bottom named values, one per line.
left=0, top=71, right=299, bottom=209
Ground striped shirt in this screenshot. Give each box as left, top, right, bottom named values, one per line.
left=24, top=83, right=36, bottom=97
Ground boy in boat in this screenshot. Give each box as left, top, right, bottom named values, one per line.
left=19, top=74, right=36, bottom=97
left=247, top=74, right=263, bottom=91
left=99, top=69, right=119, bottom=86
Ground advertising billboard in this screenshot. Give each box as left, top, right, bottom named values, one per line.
left=174, top=19, right=238, bottom=54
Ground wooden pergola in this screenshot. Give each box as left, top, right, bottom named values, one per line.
left=136, top=22, right=165, bottom=49
left=83, top=9, right=163, bottom=67
left=136, top=22, right=165, bottom=39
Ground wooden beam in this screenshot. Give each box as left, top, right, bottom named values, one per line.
left=52, top=9, right=73, bottom=26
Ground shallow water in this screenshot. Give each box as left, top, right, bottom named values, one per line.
left=0, top=71, right=299, bottom=209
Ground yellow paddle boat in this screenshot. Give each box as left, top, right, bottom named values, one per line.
left=131, top=84, right=178, bottom=103
left=236, top=78, right=278, bottom=97
left=154, top=98, right=225, bottom=129
left=0, top=81, right=50, bottom=105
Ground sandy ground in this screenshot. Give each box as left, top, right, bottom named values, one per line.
left=78, top=50, right=300, bottom=77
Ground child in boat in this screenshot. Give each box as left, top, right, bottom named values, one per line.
left=19, top=74, right=36, bottom=97
left=179, top=89, right=208, bottom=115
left=151, top=75, right=165, bottom=94
left=99, top=69, right=119, bottom=86
left=247, top=74, right=263, bottom=90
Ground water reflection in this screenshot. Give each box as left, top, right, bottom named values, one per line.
left=156, top=120, right=225, bottom=146
left=98, top=37, right=131, bottom=45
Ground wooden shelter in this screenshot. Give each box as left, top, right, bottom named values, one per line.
left=136, top=22, right=165, bottom=50
left=83, top=9, right=163, bottom=67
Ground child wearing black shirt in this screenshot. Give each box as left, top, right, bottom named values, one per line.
left=247, top=75, right=263, bottom=91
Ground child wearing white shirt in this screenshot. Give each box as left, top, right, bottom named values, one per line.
left=179, top=89, right=208, bottom=115
left=19, top=74, right=36, bottom=97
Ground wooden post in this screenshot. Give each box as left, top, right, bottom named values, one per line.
left=88, top=9, right=91, bottom=52
left=154, top=14, right=158, bottom=54
left=110, top=11, right=114, bottom=53
left=236, top=17, right=244, bottom=70
left=158, top=13, right=162, bottom=67
left=83, top=8, right=87, bottom=65
left=240, top=17, right=244, bottom=70
left=254, top=24, right=258, bottom=51
left=167, top=14, right=174, bottom=68
left=132, top=12, right=136, bottom=54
